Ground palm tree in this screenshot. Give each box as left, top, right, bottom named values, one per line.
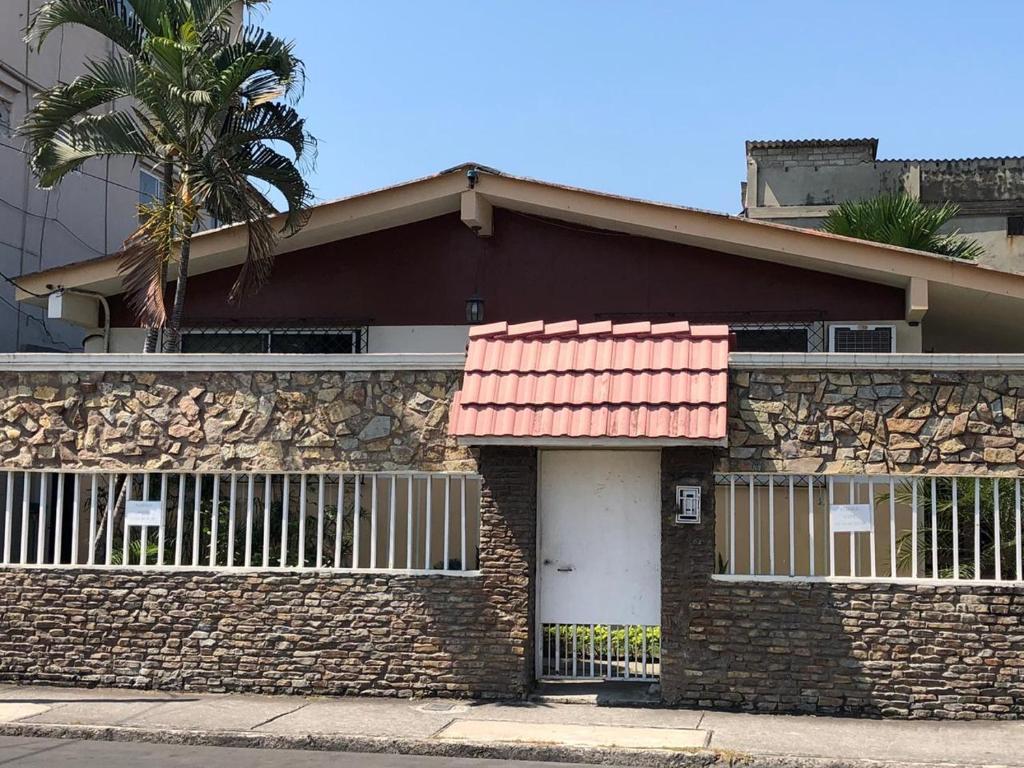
left=20, top=0, right=315, bottom=351
left=884, top=477, right=1019, bottom=579
left=822, top=193, right=985, bottom=261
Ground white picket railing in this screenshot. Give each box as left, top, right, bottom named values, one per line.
left=0, top=470, right=481, bottom=573
left=715, top=474, right=1024, bottom=582
left=539, top=623, right=660, bottom=681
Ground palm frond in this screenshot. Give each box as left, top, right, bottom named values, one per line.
left=31, top=111, right=155, bottom=187
left=27, top=0, right=146, bottom=55
left=18, top=59, right=139, bottom=146
left=119, top=197, right=180, bottom=328
left=822, top=193, right=984, bottom=261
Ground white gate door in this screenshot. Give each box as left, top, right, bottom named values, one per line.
left=537, top=450, right=661, bottom=680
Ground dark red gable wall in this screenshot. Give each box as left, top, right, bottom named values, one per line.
left=109, top=210, right=904, bottom=326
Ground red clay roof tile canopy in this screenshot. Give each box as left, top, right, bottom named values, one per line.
left=449, top=320, right=730, bottom=443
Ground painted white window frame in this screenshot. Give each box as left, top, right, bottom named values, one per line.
left=827, top=323, right=896, bottom=353
left=138, top=169, right=165, bottom=222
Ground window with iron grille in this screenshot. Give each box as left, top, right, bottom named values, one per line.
left=1008, top=216, right=1024, bottom=237
left=180, top=327, right=367, bottom=354
left=829, top=325, right=894, bottom=353
left=595, top=314, right=826, bottom=352
left=732, top=325, right=821, bottom=352
left=733, top=328, right=807, bottom=352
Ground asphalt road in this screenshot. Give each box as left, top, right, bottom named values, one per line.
left=0, top=736, right=590, bottom=767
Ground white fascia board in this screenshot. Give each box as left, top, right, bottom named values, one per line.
left=730, top=352, right=1024, bottom=371
left=0, top=353, right=466, bottom=372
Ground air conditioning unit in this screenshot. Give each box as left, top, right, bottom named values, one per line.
left=829, top=324, right=896, bottom=353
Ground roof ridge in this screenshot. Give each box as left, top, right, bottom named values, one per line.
left=468, top=319, right=730, bottom=340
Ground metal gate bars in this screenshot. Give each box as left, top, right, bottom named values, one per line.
left=539, top=623, right=660, bottom=681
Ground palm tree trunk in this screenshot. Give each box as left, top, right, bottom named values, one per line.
left=145, top=160, right=175, bottom=353
left=163, top=173, right=195, bottom=353
left=143, top=327, right=159, bottom=352
left=163, top=225, right=194, bottom=353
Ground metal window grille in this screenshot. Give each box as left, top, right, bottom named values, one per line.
left=597, top=312, right=826, bottom=352
left=0, top=470, right=480, bottom=574
left=715, top=474, right=1024, bottom=583
left=829, top=325, right=894, bottom=353
left=1008, top=216, right=1024, bottom=237
left=731, top=322, right=825, bottom=352
left=180, top=326, right=369, bottom=354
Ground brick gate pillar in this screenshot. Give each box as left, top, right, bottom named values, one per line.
left=477, top=445, right=538, bottom=694
left=660, top=447, right=717, bottom=705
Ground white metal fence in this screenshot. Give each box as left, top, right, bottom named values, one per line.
left=539, top=623, right=660, bottom=681
left=715, top=474, right=1024, bottom=582
left=0, top=470, right=481, bottom=573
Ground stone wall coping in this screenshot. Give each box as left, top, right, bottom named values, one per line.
left=5, top=351, right=1022, bottom=374
left=730, top=352, right=1024, bottom=370
left=0, top=564, right=482, bottom=577
left=712, top=574, right=1024, bottom=588
left=0, top=353, right=466, bottom=372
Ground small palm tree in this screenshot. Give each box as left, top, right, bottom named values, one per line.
left=21, top=0, right=315, bottom=351
left=884, top=477, right=1019, bottom=579
left=822, top=193, right=985, bottom=261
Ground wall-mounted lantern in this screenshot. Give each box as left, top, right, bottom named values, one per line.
left=465, top=295, right=485, bottom=325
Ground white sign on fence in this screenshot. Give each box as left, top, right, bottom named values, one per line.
left=830, top=503, right=873, bottom=533
left=125, top=500, right=164, bottom=527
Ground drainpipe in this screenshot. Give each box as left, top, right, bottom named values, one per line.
left=57, top=288, right=111, bottom=353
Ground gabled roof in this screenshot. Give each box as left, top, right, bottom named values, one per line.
left=449, top=319, right=729, bottom=446
left=16, top=163, right=1024, bottom=343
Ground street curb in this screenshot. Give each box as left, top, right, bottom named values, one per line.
left=0, top=721, right=993, bottom=768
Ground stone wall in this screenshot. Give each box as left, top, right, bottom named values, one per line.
left=725, top=368, right=1024, bottom=475
left=668, top=579, right=1024, bottom=720
left=0, top=446, right=537, bottom=699
left=0, top=369, right=472, bottom=472
left=661, top=447, right=1024, bottom=720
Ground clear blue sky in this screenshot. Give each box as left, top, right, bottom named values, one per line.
left=260, top=0, right=1021, bottom=214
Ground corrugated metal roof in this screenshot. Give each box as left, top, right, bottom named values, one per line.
left=449, top=320, right=730, bottom=443
left=746, top=138, right=879, bottom=151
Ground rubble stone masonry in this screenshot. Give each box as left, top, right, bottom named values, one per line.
left=0, top=369, right=473, bottom=472
left=724, top=368, right=1024, bottom=475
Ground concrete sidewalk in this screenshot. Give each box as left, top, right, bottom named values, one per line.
left=0, top=684, right=1019, bottom=767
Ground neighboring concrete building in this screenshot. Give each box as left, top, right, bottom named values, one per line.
left=2, top=165, right=1024, bottom=720
left=0, top=1, right=153, bottom=352
left=741, top=138, right=1024, bottom=273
